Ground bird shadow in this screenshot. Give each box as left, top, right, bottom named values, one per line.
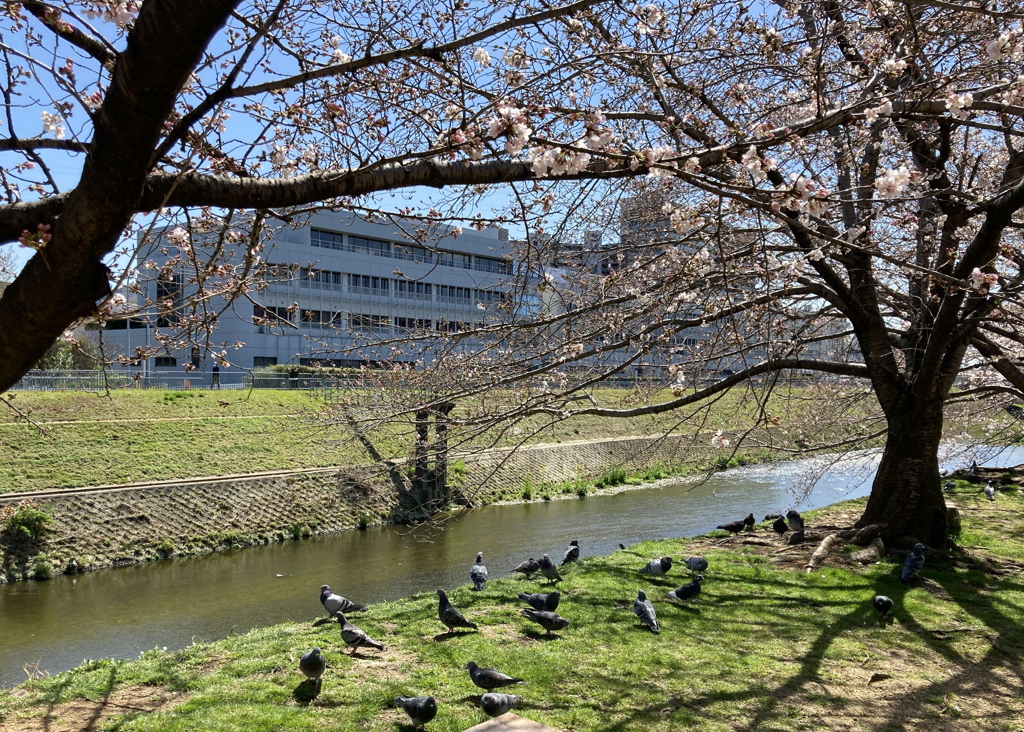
left=521, top=629, right=563, bottom=641
left=665, top=601, right=702, bottom=614
left=311, top=617, right=334, bottom=627
left=458, top=694, right=483, bottom=704
left=292, top=679, right=321, bottom=704
left=433, top=630, right=477, bottom=642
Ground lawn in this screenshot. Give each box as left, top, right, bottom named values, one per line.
left=2, top=486, right=1021, bottom=731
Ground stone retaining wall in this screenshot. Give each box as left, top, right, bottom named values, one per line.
left=0, top=434, right=731, bottom=583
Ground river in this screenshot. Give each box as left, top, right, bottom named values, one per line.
left=2, top=444, right=1020, bottom=688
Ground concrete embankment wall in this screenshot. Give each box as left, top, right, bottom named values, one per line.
left=0, top=433, right=724, bottom=583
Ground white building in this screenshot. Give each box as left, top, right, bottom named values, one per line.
left=100, top=212, right=513, bottom=372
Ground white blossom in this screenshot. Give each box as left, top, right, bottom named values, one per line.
left=880, top=57, right=907, bottom=76
left=863, top=98, right=893, bottom=124
left=874, top=166, right=913, bottom=199
left=472, top=48, right=491, bottom=68
left=41, top=111, right=65, bottom=139
left=945, top=92, right=973, bottom=120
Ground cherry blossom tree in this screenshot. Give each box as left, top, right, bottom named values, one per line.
left=3, top=0, right=1024, bottom=545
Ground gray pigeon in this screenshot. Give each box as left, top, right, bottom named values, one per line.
left=437, top=589, right=478, bottom=633
left=470, top=552, right=488, bottom=591
left=320, top=585, right=366, bottom=616
left=764, top=513, right=783, bottom=521
left=518, top=590, right=560, bottom=612
left=539, top=554, right=563, bottom=583
left=335, top=611, right=385, bottom=653
left=394, top=696, right=437, bottom=729
left=943, top=480, right=956, bottom=492
left=633, top=589, right=659, bottom=633
left=716, top=519, right=746, bottom=534
left=667, top=574, right=703, bottom=601
left=969, top=460, right=979, bottom=477
left=683, top=556, right=708, bottom=574
left=872, top=594, right=894, bottom=619
left=298, top=647, right=326, bottom=692
left=465, top=661, right=525, bottom=690
left=985, top=481, right=996, bottom=501
left=560, top=540, right=580, bottom=566
left=480, top=692, right=522, bottom=718
left=786, top=510, right=805, bottom=532
left=640, top=556, right=673, bottom=576
left=511, top=557, right=540, bottom=578
left=520, top=608, right=570, bottom=635
left=900, top=543, right=925, bottom=583
left=772, top=516, right=788, bottom=535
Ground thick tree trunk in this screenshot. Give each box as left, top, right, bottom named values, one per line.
left=856, top=398, right=947, bottom=548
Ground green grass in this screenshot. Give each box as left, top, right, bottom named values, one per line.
left=3, top=491, right=1022, bottom=731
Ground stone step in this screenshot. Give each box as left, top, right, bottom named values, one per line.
left=463, top=712, right=563, bottom=732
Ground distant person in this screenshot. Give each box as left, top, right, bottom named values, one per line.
left=211, top=363, right=220, bottom=388
left=133, top=371, right=142, bottom=389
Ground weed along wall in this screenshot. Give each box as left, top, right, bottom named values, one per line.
left=0, top=434, right=743, bottom=583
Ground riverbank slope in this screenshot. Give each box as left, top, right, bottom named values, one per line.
left=3, top=485, right=1022, bottom=732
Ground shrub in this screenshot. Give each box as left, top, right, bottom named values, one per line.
left=595, top=466, right=629, bottom=488
left=4, top=504, right=53, bottom=541
left=33, top=559, right=54, bottom=580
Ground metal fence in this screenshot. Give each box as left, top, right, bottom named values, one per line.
left=8, top=370, right=346, bottom=392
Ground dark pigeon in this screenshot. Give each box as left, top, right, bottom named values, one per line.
left=772, top=516, right=788, bottom=535
left=520, top=608, right=570, bottom=635
left=742, top=513, right=756, bottom=528
left=943, top=480, right=956, bottom=492
left=969, top=460, right=979, bottom=477
left=518, top=590, right=560, bottom=612
left=465, top=661, right=525, bottom=690
left=873, top=595, right=894, bottom=620
left=716, top=519, right=746, bottom=534
left=320, top=585, right=366, bottom=616
left=633, top=589, right=660, bottom=633
left=667, top=574, right=703, bottom=601
left=786, top=510, right=805, bottom=532
left=763, top=513, right=783, bottom=521
left=511, top=557, right=540, bottom=579
left=985, top=481, right=996, bottom=501
left=437, top=589, right=478, bottom=633
left=560, top=540, right=580, bottom=566
left=900, top=543, right=925, bottom=583
left=471, top=552, right=488, bottom=591
left=480, top=692, right=522, bottom=718
left=539, top=554, right=563, bottom=583
left=335, top=611, right=385, bottom=653
left=394, top=696, right=437, bottom=729
left=683, top=556, right=708, bottom=574
left=299, top=647, right=326, bottom=692
left=640, top=556, right=673, bottom=576
left=619, top=543, right=626, bottom=550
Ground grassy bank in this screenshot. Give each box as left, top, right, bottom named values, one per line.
left=3, top=487, right=1022, bottom=731
left=0, top=384, right=886, bottom=494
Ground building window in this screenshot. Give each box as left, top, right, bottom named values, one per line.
left=155, top=273, right=184, bottom=327
left=436, top=320, right=467, bottom=333
left=437, top=250, right=471, bottom=269
left=395, top=317, right=432, bottom=331
left=347, top=236, right=391, bottom=256
left=348, top=313, right=389, bottom=332
left=438, top=285, right=472, bottom=303
left=311, top=228, right=344, bottom=250
left=393, top=243, right=434, bottom=263
left=395, top=280, right=432, bottom=300
left=347, top=274, right=390, bottom=295
left=476, top=289, right=507, bottom=306
left=154, top=356, right=177, bottom=367
left=253, top=356, right=278, bottom=368
left=473, top=256, right=512, bottom=274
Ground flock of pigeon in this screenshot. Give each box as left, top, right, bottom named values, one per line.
left=297, top=493, right=946, bottom=728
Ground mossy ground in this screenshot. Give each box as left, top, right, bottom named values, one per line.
left=2, top=487, right=1022, bottom=732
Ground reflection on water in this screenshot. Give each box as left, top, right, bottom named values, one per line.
left=2, top=444, right=1022, bottom=687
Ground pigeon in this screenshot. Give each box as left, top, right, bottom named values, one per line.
left=969, top=460, right=979, bottom=477
left=480, top=692, right=522, bottom=718
left=394, top=696, right=437, bottom=729
left=742, top=513, right=756, bottom=528
left=683, top=556, right=708, bottom=574
left=985, top=481, right=996, bottom=501
left=763, top=513, right=783, bottom=521
left=872, top=595, right=894, bottom=620
left=320, top=585, right=366, bottom=616
left=520, top=608, right=570, bottom=635
left=335, top=612, right=385, bottom=653
left=511, top=557, right=540, bottom=579
left=619, top=543, right=627, bottom=550
left=943, top=480, right=956, bottom=492
left=772, top=516, right=788, bottom=535
left=465, top=661, right=525, bottom=690
left=786, top=510, right=805, bottom=532
left=518, top=591, right=560, bottom=612
left=560, top=540, right=580, bottom=566
left=716, top=519, right=746, bottom=534
left=470, top=552, right=488, bottom=591
left=539, top=554, right=563, bottom=583
left=667, top=575, right=703, bottom=601
left=437, top=589, right=478, bottom=633
left=640, top=557, right=673, bottom=576
left=900, top=543, right=925, bottom=583
left=633, top=589, right=660, bottom=633
left=299, top=647, right=326, bottom=691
